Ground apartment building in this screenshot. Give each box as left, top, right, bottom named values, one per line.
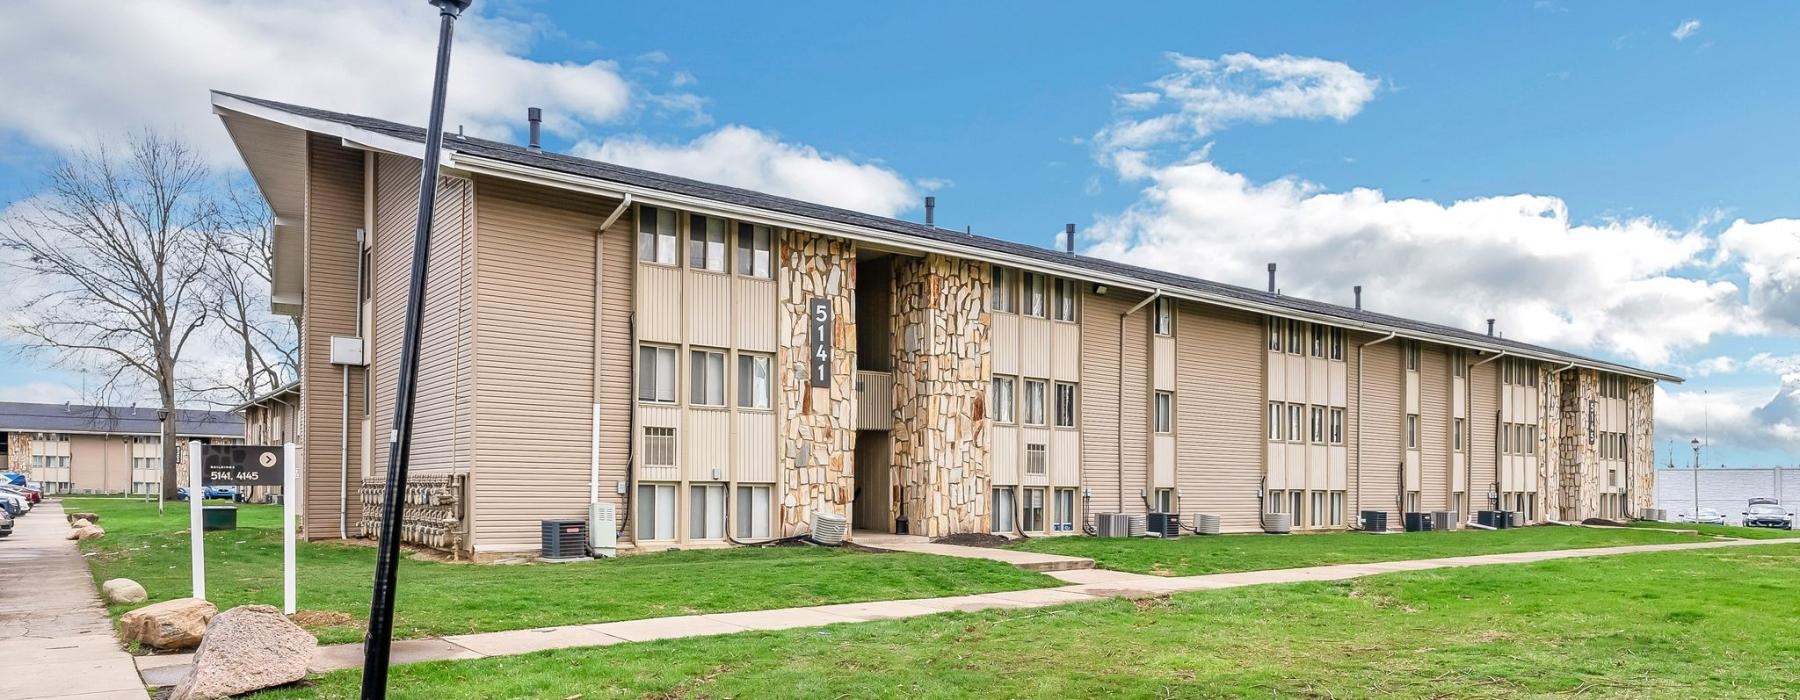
left=0, top=402, right=242, bottom=494
left=214, top=92, right=1677, bottom=560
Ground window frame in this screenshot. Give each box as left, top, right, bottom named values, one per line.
left=1024, top=443, right=1048, bottom=475
left=687, top=213, right=727, bottom=272
left=992, top=375, right=1017, bottom=424
left=1021, top=487, right=1046, bottom=532
left=735, top=484, right=772, bottom=538
left=1287, top=403, right=1302, bottom=443
left=990, top=266, right=1017, bottom=313
left=991, top=488, right=1016, bottom=533
left=1329, top=407, right=1344, bottom=444
left=1310, top=405, right=1325, bottom=444
left=736, top=352, right=773, bottom=409
left=1053, top=382, right=1078, bottom=428
left=636, top=482, right=676, bottom=541
left=1153, top=298, right=1174, bottom=336
left=1022, top=378, right=1048, bottom=426
left=1405, top=341, right=1421, bottom=371
left=638, top=345, right=678, bottom=403
left=689, top=348, right=726, bottom=406
left=1268, top=317, right=1282, bottom=352
left=1051, top=278, right=1079, bottom=322
left=1154, top=391, right=1174, bottom=434
left=688, top=483, right=726, bottom=540
left=1454, top=417, right=1465, bottom=452
left=734, top=222, right=773, bottom=278
left=1311, top=324, right=1325, bottom=358
left=1329, top=327, right=1344, bottom=361
left=1286, top=319, right=1303, bottom=354
left=1022, top=272, right=1048, bottom=318
left=1268, top=401, right=1283, bottom=441
left=636, top=205, right=678, bottom=266
left=1406, top=413, right=1419, bottom=449
left=1052, top=488, right=1076, bottom=532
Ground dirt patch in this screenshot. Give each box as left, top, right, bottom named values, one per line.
left=1582, top=518, right=1630, bottom=527
left=931, top=533, right=1012, bottom=548
left=290, top=610, right=356, bottom=628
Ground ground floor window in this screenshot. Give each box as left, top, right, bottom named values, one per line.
left=1053, top=488, right=1075, bottom=532
left=1454, top=492, right=1468, bottom=518
left=1526, top=492, right=1538, bottom=521
left=736, top=484, right=771, bottom=539
left=1311, top=491, right=1324, bottom=527
left=992, top=488, right=1015, bottom=533
left=636, top=483, right=676, bottom=541
left=1406, top=491, right=1420, bottom=513
left=1268, top=490, right=1284, bottom=513
left=689, top=483, right=725, bottom=540
left=1022, top=488, right=1045, bottom=532
left=1330, top=491, right=1345, bottom=526
left=1154, top=488, right=1174, bottom=513
left=1290, top=491, right=1302, bottom=518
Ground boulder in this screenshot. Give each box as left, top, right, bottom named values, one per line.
left=102, top=578, right=148, bottom=604
left=119, top=598, right=216, bottom=650
left=71, top=518, right=92, bottom=528
left=67, top=511, right=100, bottom=524
left=67, top=525, right=105, bottom=541
left=170, top=604, right=316, bottom=700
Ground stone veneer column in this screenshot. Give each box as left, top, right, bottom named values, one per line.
left=1627, top=379, right=1656, bottom=515
left=6, top=432, right=29, bottom=472
left=889, top=254, right=991, bottom=538
left=1557, top=369, right=1602, bottom=519
left=777, top=230, right=858, bottom=536
left=1537, top=364, right=1564, bottom=520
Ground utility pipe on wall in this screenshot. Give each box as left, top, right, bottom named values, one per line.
left=1118, top=290, right=1162, bottom=520
left=343, top=227, right=367, bottom=540
left=1353, top=332, right=1396, bottom=527
left=591, top=194, right=629, bottom=507
left=1470, top=351, right=1507, bottom=514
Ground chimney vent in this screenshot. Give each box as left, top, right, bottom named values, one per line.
left=527, top=107, right=543, bottom=153
left=1486, top=318, right=1496, bottom=336
left=1267, top=263, right=1278, bottom=294
left=1064, top=223, right=1076, bottom=254
left=924, top=196, right=935, bottom=227
left=1353, top=285, right=1362, bottom=310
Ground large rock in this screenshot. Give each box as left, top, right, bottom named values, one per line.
left=171, top=604, right=316, bottom=700
left=119, top=598, right=216, bottom=650
left=67, top=525, right=105, bottom=541
left=102, top=578, right=148, bottom=604
left=71, top=517, right=93, bottom=528
left=67, top=511, right=100, bottom=524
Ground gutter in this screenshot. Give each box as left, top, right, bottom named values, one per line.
left=1354, top=332, right=1396, bottom=528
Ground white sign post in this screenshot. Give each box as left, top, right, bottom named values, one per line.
left=188, top=440, right=205, bottom=600
left=187, top=442, right=297, bottom=613
left=283, top=442, right=297, bottom=615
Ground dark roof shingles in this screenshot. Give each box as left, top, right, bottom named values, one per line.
left=0, top=402, right=242, bottom=436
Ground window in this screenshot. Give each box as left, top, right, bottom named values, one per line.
left=1311, top=491, right=1324, bottom=527
left=1406, top=491, right=1420, bottom=513
left=1268, top=490, right=1284, bottom=513
left=734, top=222, right=773, bottom=277
left=1329, top=327, right=1344, bottom=361
left=1025, top=443, right=1047, bottom=475
left=689, top=349, right=725, bottom=406
left=991, top=488, right=1015, bottom=533
left=638, top=345, right=677, bottom=402
left=1022, top=272, right=1047, bottom=317
left=1330, top=491, right=1345, bottom=526
left=1268, top=317, right=1282, bottom=351
left=1286, top=319, right=1303, bottom=354
left=1405, top=342, right=1420, bottom=371
left=1501, top=423, right=1511, bottom=454
left=637, top=205, right=677, bottom=265
left=1310, top=406, right=1325, bottom=443
left=1452, top=351, right=1466, bottom=378
left=1022, top=488, right=1045, bottom=532
left=688, top=214, right=726, bottom=271
left=1311, top=324, right=1325, bottom=358
left=689, top=483, right=725, bottom=539
left=1287, top=403, right=1302, bottom=443
left=1155, top=488, right=1175, bottom=513
left=1454, top=418, right=1465, bottom=452
left=991, top=375, right=1016, bottom=424
left=1268, top=402, right=1283, bottom=441
left=1329, top=408, right=1344, bottom=444
left=991, top=266, right=1016, bottom=312
left=1291, top=491, right=1303, bottom=518
left=636, top=483, right=676, bottom=541
left=1053, top=382, right=1078, bottom=428
left=1525, top=362, right=1538, bottom=388
left=1051, top=278, right=1079, bottom=321
left=1153, top=298, right=1174, bottom=336
left=736, top=485, right=771, bottom=538
left=1154, top=392, right=1173, bottom=434
left=737, top=353, right=772, bottom=409
left=643, top=427, right=677, bottom=467
left=1053, top=488, right=1076, bottom=532
left=1406, top=414, right=1419, bottom=449
left=1023, top=379, right=1047, bottom=425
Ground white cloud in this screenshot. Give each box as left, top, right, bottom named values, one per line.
left=1716, top=218, right=1800, bottom=331
left=1657, top=376, right=1800, bottom=454
left=575, top=126, right=921, bottom=217
left=1689, top=356, right=1739, bottom=377
left=0, top=0, right=701, bottom=165
left=0, top=381, right=83, bottom=404
left=1671, top=19, right=1703, bottom=41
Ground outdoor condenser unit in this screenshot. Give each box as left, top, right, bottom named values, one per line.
left=811, top=511, right=848, bottom=545
left=1127, top=513, right=1148, bottom=537
left=1095, top=512, right=1131, bottom=537
left=1403, top=512, right=1434, bottom=532
left=1147, top=512, right=1182, bottom=538
left=1433, top=511, right=1455, bottom=531
left=541, top=519, right=587, bottom=559
left=1262, top=512, right=1292, bottom=534
left=588, top=502, right=617, bottom=558
left=1360, top=510, right=1389, bottom=532
left=1192, top=513, right=1222, bottom=535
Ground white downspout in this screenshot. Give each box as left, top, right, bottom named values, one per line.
left=1354, top=332, right=1396, bottom=527
left=591, top=194, right=629, bottom=505
left=342, top=226, right=366, bottom=539
left=1118, top=289, right=1161, bottom=520
left=1470, top=351, right=1508, bottom=515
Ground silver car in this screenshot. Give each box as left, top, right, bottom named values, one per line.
left=1679, top=508, right=1726, bottom=525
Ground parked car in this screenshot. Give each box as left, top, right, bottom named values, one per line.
left=1, top=472, right=24, bottom=487
left=18, top=483, right=41, bottom=504
left=0, top=507, right=13, bottom=538
left=0, top=489, right=26, bottom=517
left=1743, top=501, right=1794, bottom=529
left=1679, top=508, right=1726, bottom=525
left=175, top=486, right=242, bottom=502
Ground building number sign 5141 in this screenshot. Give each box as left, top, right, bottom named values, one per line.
left=809, top=297, right=832, bottom=388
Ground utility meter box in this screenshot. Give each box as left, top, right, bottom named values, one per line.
left=328, top=336, right=366, bottom=366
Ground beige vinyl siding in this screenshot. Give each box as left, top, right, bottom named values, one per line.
left=470, top=177, right=616, bottom=552
left=1420, top=345, right=1451, bottom=511
left=298, top=134, right=366, bottom=537
left=370, top=154, right=474, bottom=480
left=1470, top=359, right=1499, bottom=510
left=1359, top=340, right=1402, bottom=519
left=1176, top=303, right=1264, bottom=531
left=1079, top=289, right=1149, bottom=517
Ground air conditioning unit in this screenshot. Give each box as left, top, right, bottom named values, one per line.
left=1639, top=507, right=1667, bottom=522
left=1433, top=511, right=1455, bottom=531
left=811, top=511, right=848, bottom=545
left=1095, top=512, right=1131, bottom=537
left=540, top=519, right=587, bottom=560
left=1263, top=512, right=1292, bottom=534
left=1127, top=513, right=1148, bottom=537
left=1477, top=510, right=1511, bottom=529
left=1403, top=512, right=1434, bottom=532
left=1147, top=512, right=1182, bottom=538
left=1192, top=513, right=1222, bottom=535
left=588, top=502, right=617, bottom=558
left=1360, top=510, right=1389, bottom=532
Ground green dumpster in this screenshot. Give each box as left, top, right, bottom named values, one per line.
left=202, top=505, right=238, bottom=531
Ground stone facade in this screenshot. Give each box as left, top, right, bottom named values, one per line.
left=1628, top=378, right=1656, bottom=515
left=5, top=432, right=28, bottom=472
left=889, top=254, right=992, bottom=537
left=1557, top=369, right=1600, bottom=520
left=777, top=230, right=858, bottom=535
left=1536, top=364, right=1565, bottom=520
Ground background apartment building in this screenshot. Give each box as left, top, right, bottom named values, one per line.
left=0, top=401, right=242, bottom=494
left=216, top=92, right=1675, bottom=560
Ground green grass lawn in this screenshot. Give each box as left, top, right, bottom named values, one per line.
left=64, top=497, right=1055, bottom=645
left=259, top=543, right=1800, bottom=698
left=1625, top=519, right=1800, bottom=540
left=1008, top=525, right=1707, bottom=576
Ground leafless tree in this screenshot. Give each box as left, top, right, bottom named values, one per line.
left=1, top=132, right=213, bottom=500
left=184, top=179, right=296, bottom=407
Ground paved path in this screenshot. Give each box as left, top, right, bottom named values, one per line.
left=853, top=531, right=1095, bottom=571
left=0, top=500, right=147, bottom=699
left=129, top=534, right=1800, bottom=686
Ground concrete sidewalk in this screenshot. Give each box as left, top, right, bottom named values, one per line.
left=0, top=500, right=147, bottom=699
left=132, top=534, right=1800, bottom=686
left=853, top=531, right=1095, bottom=571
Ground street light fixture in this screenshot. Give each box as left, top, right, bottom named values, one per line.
left=1691, top=437, right=1701, bottom=520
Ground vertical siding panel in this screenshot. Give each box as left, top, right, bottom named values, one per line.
left=299, top=135, right=365, bottom=538
left=1470, top=360, right=1499, bottom=509
left=1079, top=290, right=1150, bottom=518
left=1178, top=306, right=1265, bottom=531
left=1421, top=347, right=1451, bottom=510
left=1360, top=341, right=1402, bottom=518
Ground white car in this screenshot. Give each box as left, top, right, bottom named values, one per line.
left=0, top=489, right=26, bottom=516
left=1679, top=508, right=1726, bottom=525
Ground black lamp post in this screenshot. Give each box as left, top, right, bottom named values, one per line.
left=1690, top=437, right=1701, bottom=520
left=362, top=1, right=470, bottom=696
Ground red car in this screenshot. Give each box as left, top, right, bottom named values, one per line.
left=22, top=483, right=40, bottom=504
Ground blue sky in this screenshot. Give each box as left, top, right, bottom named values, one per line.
left=2, top=1, right=1796, bottom=468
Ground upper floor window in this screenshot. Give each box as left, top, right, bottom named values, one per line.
left=1452, top=351, right=1466, bottom=378
left=1286, top=319, right=1302, bottom=354
left=1268, top=402, right=1283, bottom=441
left=1022, top=378, right=1047, bottom=425
left=688, top=214, right=726, bottom=272
left=1454, top=417, right=1465, bottom=452
left=637, top=345, right=677, bottom=403
left=735, top=223, right=773, bottom=278
left=1404, top=342, right=1421, bottom=372
left=1525, top=361, right=1538, bottom=387
left=1329, top=407, right=1344, bottom=444
left=991, top=266, right=1017, bottom=313
left=1311, top=324, right=1325, bottom=358
left=637, top=205, right=678, bottom=265
left=991, top=375, right=1016, bottom=424
left=1310, top=405, right=1325, bottom=443
left=1405, top=413, right=1419, bottom=448
left=690, top=349, right=726, bottom=406
left=1287, top=403, right=1302, bottom=442
left=1154, top=391, right=1173, bottom=433
left=1329, top=327, right=1344, bottom=361
left=1052, top=278, right=1078, bottom=322
left=1053, top=382, right=1078, bottom=428
left=736, top=353, right=772, bottom=409
left=1022, top=272, right=1047, bottom=318
left=1153, top=298, right=1174, bottom=336
left=1267, top=317, right=1282, bottom=352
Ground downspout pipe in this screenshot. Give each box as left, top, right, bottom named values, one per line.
left=343, top=227, right=366, bottom=540
left=1354, top=332, right=1396, bottom=529
left=1119, top=290, right=1162, bottom=521
left=591, top=194, right=630, bottom=507
left=1471, top=351, right=1507, bottom=514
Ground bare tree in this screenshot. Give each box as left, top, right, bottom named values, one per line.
left=1, top=132, right=213, bottom=500
left=184, top=179, right=296, bottom=407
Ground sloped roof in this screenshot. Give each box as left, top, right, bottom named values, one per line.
left=0, top=402, right=243, bottom=437
left=212, top=91, right=1681, bottom=383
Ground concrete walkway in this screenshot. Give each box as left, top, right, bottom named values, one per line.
left=853, top=531, right=1095, bottom=571
left=127, top=534, right=1800, bottom=686
left=0, top=500, right=147, bottom=699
